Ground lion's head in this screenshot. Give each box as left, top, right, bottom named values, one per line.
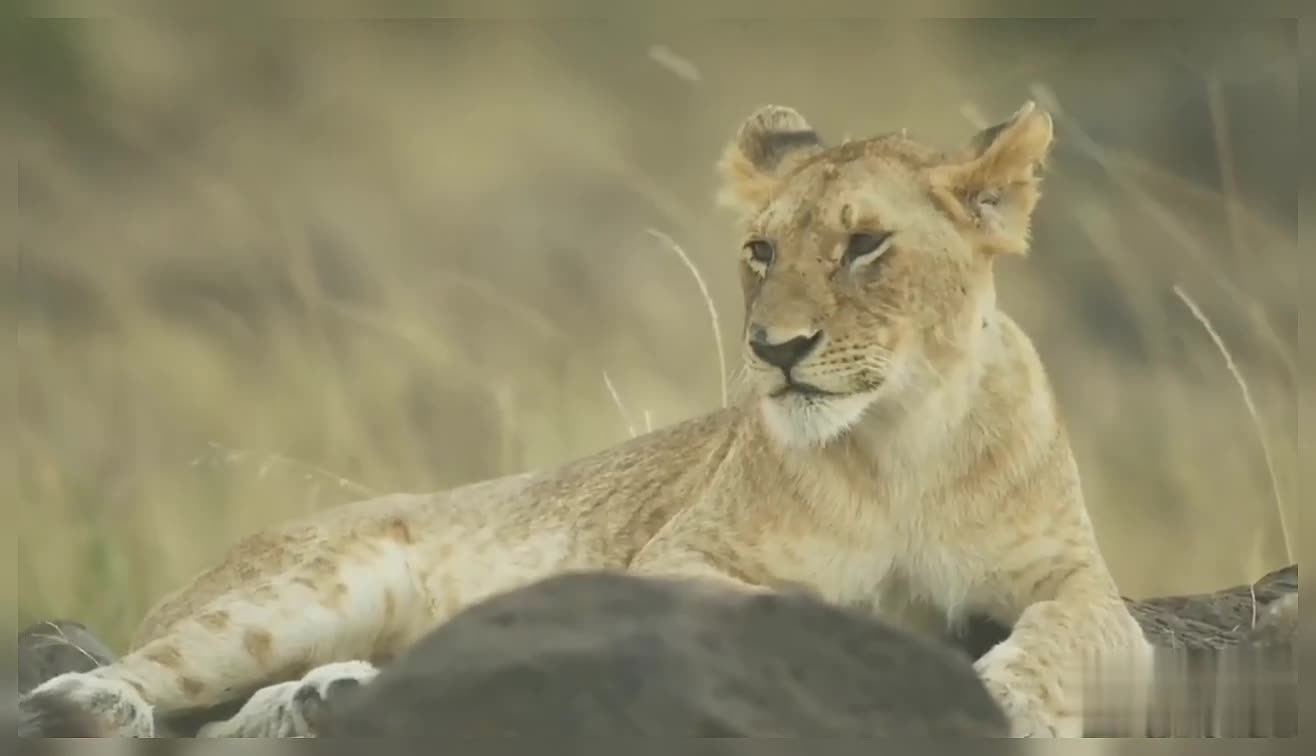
left=717, top=102, right=1054, bottom=448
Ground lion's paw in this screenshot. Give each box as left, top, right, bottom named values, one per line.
left=19, top=671, right=154, bottom=737
left=197, top=660, right=378, bottom=738
left=974, top=641, right=1078, bottom=738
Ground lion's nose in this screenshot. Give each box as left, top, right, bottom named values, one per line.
left=748, top=326, right=823, bottom=371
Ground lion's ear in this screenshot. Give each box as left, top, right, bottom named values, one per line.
left=929, top=101, right=1054, bottom=256
left=717, top=105, right=824, bottom=215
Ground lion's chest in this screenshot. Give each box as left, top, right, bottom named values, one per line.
left=758, top=504, right=987, bottom=629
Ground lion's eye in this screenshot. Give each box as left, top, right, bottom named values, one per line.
left=744, top=240, right=775, bottom=268
left=843, top=231, right=894, bottom=266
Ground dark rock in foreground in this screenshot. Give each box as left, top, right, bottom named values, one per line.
left=16, top=620, right=116, bottom=696
left=322, top=571, right=1009, bottom=738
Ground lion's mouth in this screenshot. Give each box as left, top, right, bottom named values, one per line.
left=769, top=380, right=840, bottom=399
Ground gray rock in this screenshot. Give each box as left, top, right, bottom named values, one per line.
left=320, top=571, right=1009, bottom=739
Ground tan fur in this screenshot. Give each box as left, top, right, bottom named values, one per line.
left=22, top=101, right=1148, bottom=738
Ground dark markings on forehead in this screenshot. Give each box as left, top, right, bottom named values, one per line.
left=806, top=133, right=948, bottom=170
left=780, top=164, right=844, bottom=228
left=750, top=129, right=823, bottom=171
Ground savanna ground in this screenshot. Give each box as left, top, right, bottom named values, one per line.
left=8, top=12, right=1301, bottom=651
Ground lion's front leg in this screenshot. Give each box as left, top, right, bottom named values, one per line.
left=18, top=524, right=426, bottom=738
left=973, top=571, right=1152, bottom=738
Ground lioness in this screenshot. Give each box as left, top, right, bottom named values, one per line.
left=19, top=101, right=1150, bottom=738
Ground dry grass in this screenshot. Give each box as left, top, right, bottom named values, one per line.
left=11, top=15, right=1300, bottom=649
left=1171, top=285, right=1291, bottom=563
left=645, top=227, right=729, bottom=409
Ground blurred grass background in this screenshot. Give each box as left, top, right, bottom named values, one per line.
left=7, top=10, right=1300, bottom=650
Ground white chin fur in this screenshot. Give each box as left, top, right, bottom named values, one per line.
left=758, top=392, right=875, bottom=449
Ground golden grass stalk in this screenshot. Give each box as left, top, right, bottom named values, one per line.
left=1172, top=284, right=1292, bottom=564
left=199, top=441, right=377, bottom=498
left=602, top=370, right=638, bottom=439
left=645, top=228, right=729, bottom=408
